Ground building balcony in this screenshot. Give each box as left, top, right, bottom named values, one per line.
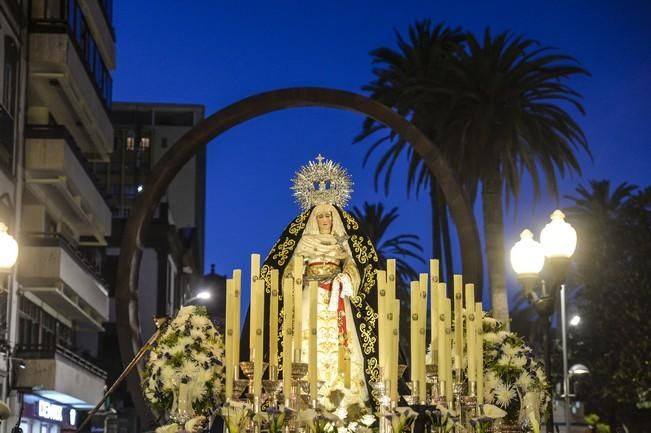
left=18, top=233, right=109, bottom=330
left=28, top=29, right=113, bottom=160
left=25, top=125, right=111, bottom=244
left=15, top=343, right=107, bottom=408
left=78, top=0, right=116, bottom=64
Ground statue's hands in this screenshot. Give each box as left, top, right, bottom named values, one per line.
left=336, top=273, right=354, bottom=298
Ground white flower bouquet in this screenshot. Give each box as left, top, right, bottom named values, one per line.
left=481, top=317, right=550, bottom=431
left=142, top=306, right=225, bottom=419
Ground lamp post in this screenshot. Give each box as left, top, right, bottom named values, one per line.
left=510, top=210, right=577, bottom=433
left=540, top=210, right=577, bottom=433
left=511, top=229, right=554, bottom=433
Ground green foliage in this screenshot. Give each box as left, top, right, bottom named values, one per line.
left=566, top=181, right=651, bottom=431
left=358, top=20, right=590, bottom=321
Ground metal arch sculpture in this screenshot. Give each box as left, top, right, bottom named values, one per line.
left=115, top=87, right=483, bottom=425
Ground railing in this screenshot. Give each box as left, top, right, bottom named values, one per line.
left=25, top=124, right=111, bottom=206
left=15, top=343, right=107, bottom=379
left=29, top=0, right=113, bottom=110
left=0, top=106, right=14, bottom=171
left=98, top=0, right=115, bottom=39
left=21, top=232, right=107, bottom=287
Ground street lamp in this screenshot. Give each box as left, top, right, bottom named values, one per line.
left=540, top=210, right=577, bottom=433
left=563, top=364, right=590, bottom=398
left=189, top=264, right=226, bottom=327
left=510, top=209, right=577, bottom=433
left=0, top=222, right=18, bottom=271
left=185, top=289, right=212, bottom=304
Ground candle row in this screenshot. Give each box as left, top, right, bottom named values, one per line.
left=224, top=254, right=485, bottom=406
left=224, top=254, right=321, bottom=403
left=375, top=259, right=485, bottom=403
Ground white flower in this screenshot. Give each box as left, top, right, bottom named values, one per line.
left=483, top=332, right=506, bottom=344
left=534, top=367, right=547, bottom=385
left=497, top=353, right=526, bottom=370
left=334, top=406, right=348, bottom=421
left=156, top=424, right=180, bottom=433
left=502, top=343, right=522, bottom=357
left=177, top=336, right=195, bottom=349
left=494, top=382, right=517, bottom=408
left=484, top=371, right=500, bottom=392
left=482, top=316, right=499, bottom=330
left=359, top=414, right=375, bottom=427
left=517, top=372, right=533, bottom=390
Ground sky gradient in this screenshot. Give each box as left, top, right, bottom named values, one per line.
left=113, top=0, right=651, bottom=309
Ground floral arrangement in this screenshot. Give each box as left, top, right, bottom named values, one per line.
left=142, top=306, right=225, bottom=419
left=317, top=384, right=376, bottom=432
left=481, top=316, right=550, bottom=432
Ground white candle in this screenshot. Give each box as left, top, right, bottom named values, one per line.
left=453, top=275, right=463, bottom=373
left=269, top=269, right=279, bottom=379
left=377, top=270, right=388, bottom=381
left=386, top=259, right=396, bottom=300
left=293, top=256, right=303, bottom=361
left=418, top=273, right=428, bottom=401
left=253, top=279, right=264, bottom=398
left=232, top=270, right=242, bottom=379
left=308, top=281, right=318, bottom=402
left=476, top=302, right=484, bottom=403
left=282, top=276, right=294, bottom=401
left=390, top=299, right=400, bottom=402
left=429, top=259, right=439, bottom=367
left=437, top=283, right=447, bottom=396
left=250, top=254, right=260, bottom=355
left=465, top=283, right=476, bottom=383
left=225, top=278, right=234, bottom=399
left=444, top=297, right=453, bottom=400
left=410, top=280, right=422, bottom=394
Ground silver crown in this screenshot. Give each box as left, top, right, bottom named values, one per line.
left=291, top=154, right=353, bottom=211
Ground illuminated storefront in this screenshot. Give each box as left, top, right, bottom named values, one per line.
left=19, top=395, right=77, bottom=433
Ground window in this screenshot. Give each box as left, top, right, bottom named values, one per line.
left=31, top=0, right=113, bottom=109
left=18, top=297, right=72, bottom=348
left=139, top=137, right=150, bottom=150
left=2, top=36, right=18, bottom=116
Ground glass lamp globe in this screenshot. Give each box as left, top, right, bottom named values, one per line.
left=510, top=229, right=545, bottom=276
left=540, top=210, right=577, bottom=259
left=0, top=223, right=18, bottom=270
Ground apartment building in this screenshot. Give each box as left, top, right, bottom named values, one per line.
left=89, top=103, right=206, bottom=432
left=95, top=102, right=206, bottom=328
left=7, top=1, right=116, bottom=432
left=0, top=0, right=27, bottom=428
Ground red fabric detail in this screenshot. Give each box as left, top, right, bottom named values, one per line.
left=320, top=281, right=347, bottom=346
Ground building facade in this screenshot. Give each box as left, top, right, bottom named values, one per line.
left=0, top=3, right=207, bottom=431
left=1, top=1, right=116, bottom=432
left=0, top=0, right=27, bottom=429
left=90, top=103, right=206, bottom=432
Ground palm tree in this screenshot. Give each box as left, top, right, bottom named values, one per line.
left=363, top=23, right=589, bottom=323
left=354, top=19, right=465, bottom=284
left=564, top=180, right=637, bottom=226
left=446, top=30, right=591, bottom=322
left=350, top=202, right=425, bottom=285
left=564, top=180, right=638, bottom=273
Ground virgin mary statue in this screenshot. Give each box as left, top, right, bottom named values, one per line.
left=242, top=155, right=382, bottom=410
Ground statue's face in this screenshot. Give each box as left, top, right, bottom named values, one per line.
left=316, top=211, right=332, bottom=234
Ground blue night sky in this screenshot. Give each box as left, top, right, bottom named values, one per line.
left=113, top=1, right=651, bottom=309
